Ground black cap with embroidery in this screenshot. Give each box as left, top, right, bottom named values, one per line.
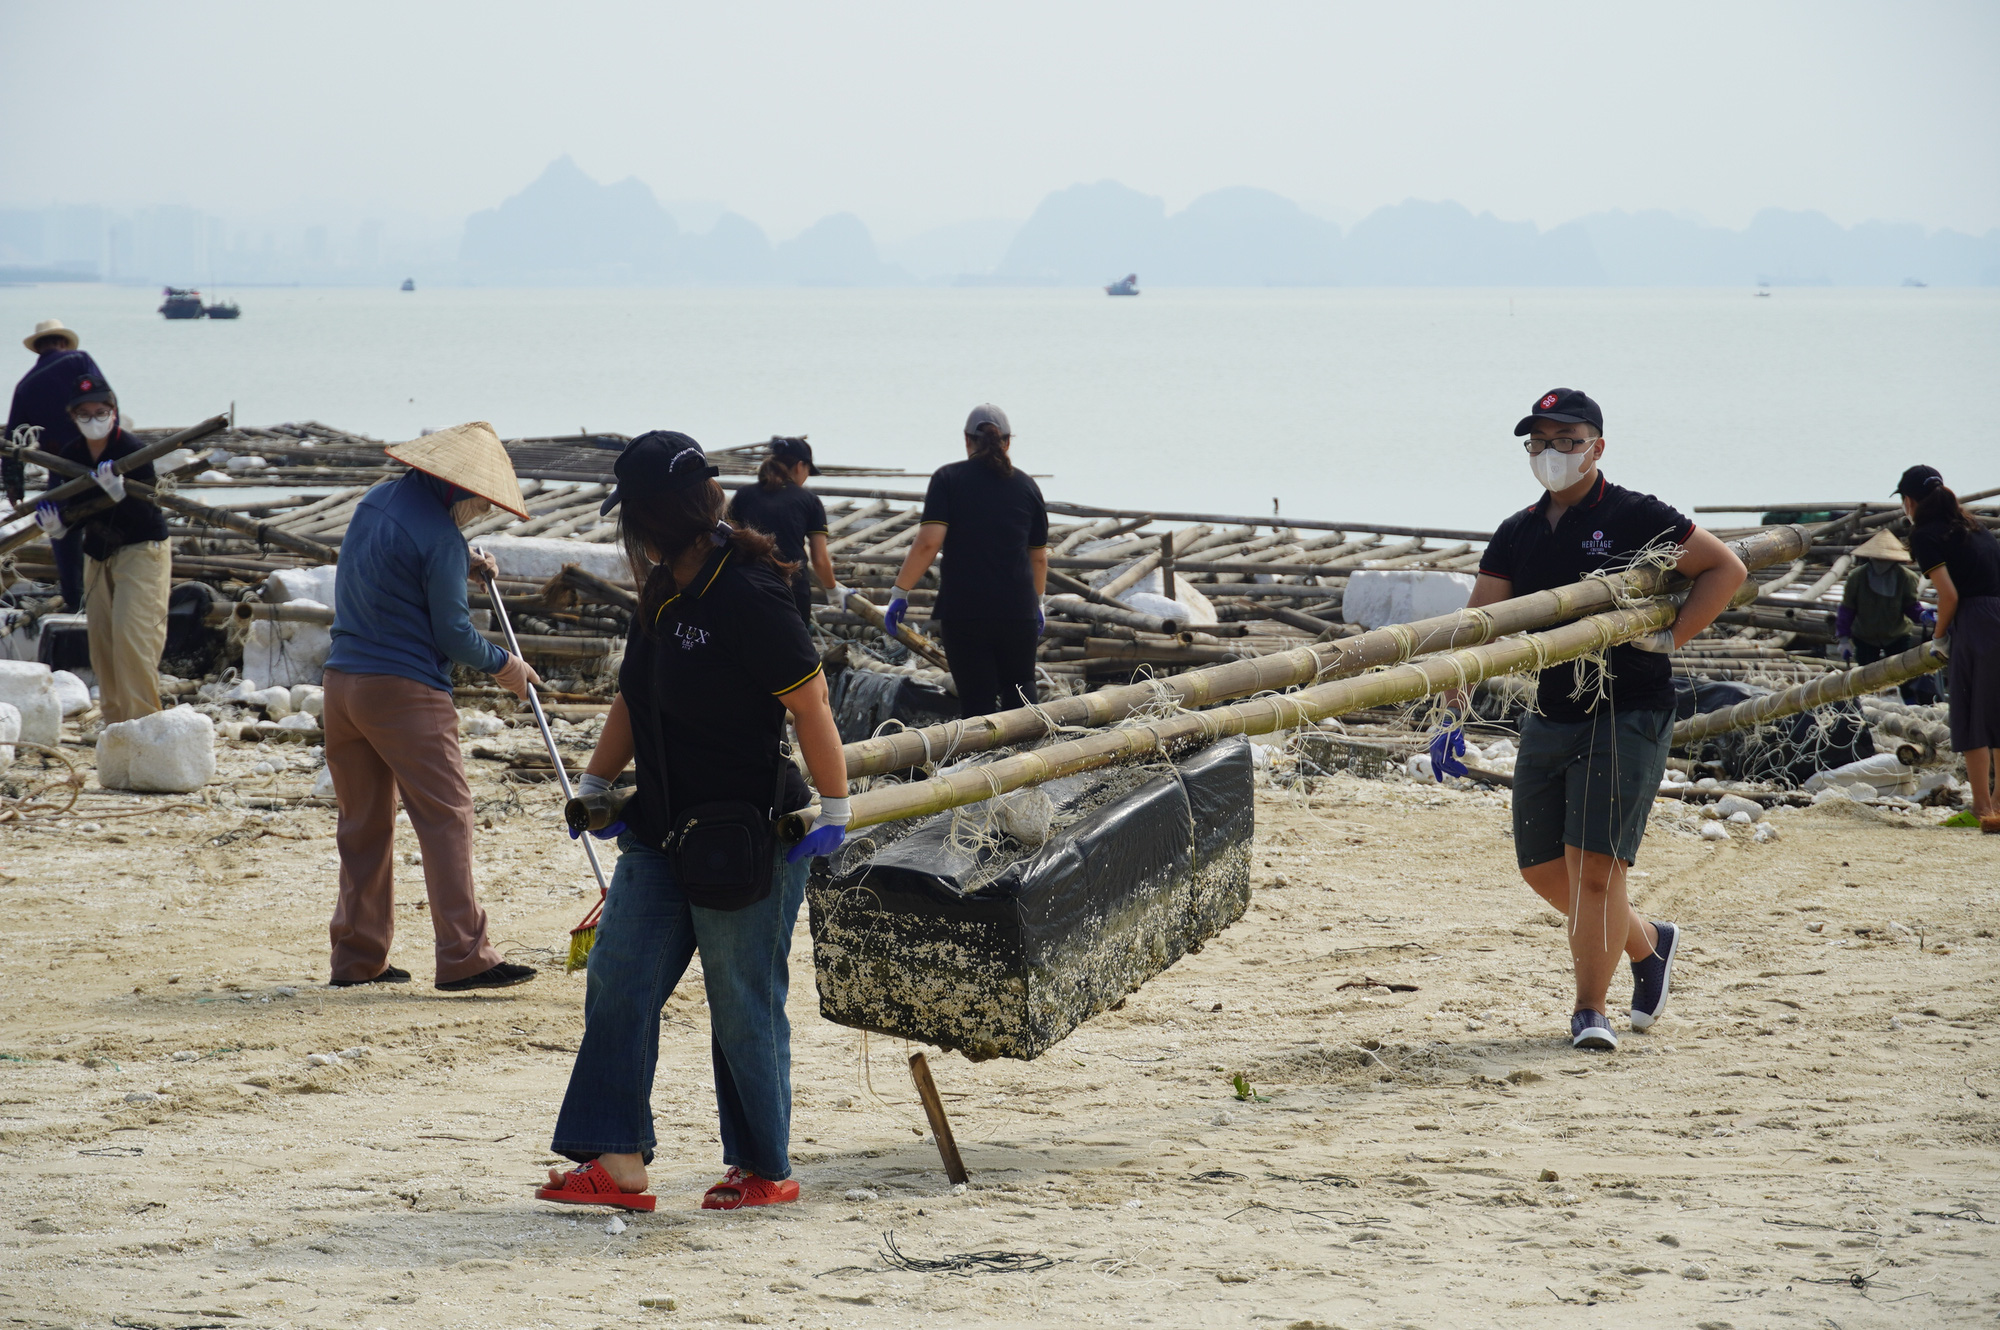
left=1513, top=387, right=1603, bottom=437
left=1892, top=464, right=1943, bottom=499
left=600, top=430, right=719, bottom=515
left=65, top=371, right=116, bottom=410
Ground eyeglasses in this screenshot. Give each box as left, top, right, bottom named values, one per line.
left=1522, top=436, right=1595, bottom=456
left=73, top=408, right=114, bottom=421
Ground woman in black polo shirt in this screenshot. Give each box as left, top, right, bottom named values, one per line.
left=727, top=436, right=842, bottom=623
left=1896, top=465, right=2000, bottom=831
left=883, top=403, right=1048, bottom=718
left=537, top=431, right=851, bottom=1212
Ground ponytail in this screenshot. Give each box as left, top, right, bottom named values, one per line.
left=966, top=421, right=1013, bottom=477
left=756, top=455, right=796, bottom=490
left=1911, top=482, right=1981, bottom=542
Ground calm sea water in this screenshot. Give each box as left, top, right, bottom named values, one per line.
left=4, top=284, right=1994, bottom=531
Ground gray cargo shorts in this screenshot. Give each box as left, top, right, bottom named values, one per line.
left=1511, top=707, right=1674, bottom=868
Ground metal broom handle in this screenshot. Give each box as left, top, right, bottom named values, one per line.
left=478, top=555, right=608, bottom=896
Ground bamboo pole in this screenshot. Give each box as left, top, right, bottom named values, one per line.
left=840, top=588, right=950, bottom=671
left=3, top=414, right=227, bottom=524
left=840, top=525, right=1808, bottom=778
left=811, top=580, right=1761, bottom=835
left=1671, top=640, right=1948, bottom=746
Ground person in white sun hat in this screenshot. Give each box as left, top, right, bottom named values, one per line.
left=321, top=421, right=543, bottom=993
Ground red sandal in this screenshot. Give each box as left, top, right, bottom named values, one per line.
left=701, top=1166, right=799, bottom=1210
left=536, top=1160, right=657, bottom=1212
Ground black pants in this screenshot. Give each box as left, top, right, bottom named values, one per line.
left=937, top=617, right=1039, bottom=719
left=1855, top=633, right=1940, bottom=705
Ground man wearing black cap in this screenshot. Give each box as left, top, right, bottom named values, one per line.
left=727, top=436, right=841, bottom=622
left=6, top=319, right=106, bottom=610
left=1463, top=388, right=1745, bottom=1051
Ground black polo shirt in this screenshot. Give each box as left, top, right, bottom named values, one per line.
left=1479, top=475, right=1694, bottom=722
left=618, top=545, right=822, bottom=847
left=728, top=481, right=828, bottom=619
left=920, top=459, right=1048, bottom=622
left=1911, top=520, right=2000, bottom=601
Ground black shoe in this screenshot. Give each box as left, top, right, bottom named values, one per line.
left=437, top=962, right=538, bottom=992
left=330, top=965, right=412, bottom=988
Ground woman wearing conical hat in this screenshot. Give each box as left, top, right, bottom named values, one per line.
left=1836, top=528, right=1939, bottom=706
left=322, top=422, right=543, bottom=991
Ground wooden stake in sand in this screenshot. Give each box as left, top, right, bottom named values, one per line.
left=908, top=1052, right=969, bottom=1185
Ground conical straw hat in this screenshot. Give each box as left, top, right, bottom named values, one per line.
left=384, top=421, right=527, bottom=519
left=1852, top=529, right=1911, bottom=562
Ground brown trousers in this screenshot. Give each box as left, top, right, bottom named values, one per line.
left=323, top=669, right=502, bottom=984
left=84, top=539, right=170, bottom=724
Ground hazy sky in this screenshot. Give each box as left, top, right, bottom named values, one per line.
left=3, top=0, right=1996, bottom=241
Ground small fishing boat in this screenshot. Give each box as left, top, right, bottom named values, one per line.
left=400, top=278, right=415, bottom=292
left=1902, top=277, right=1927, bottom=288
left=159, top=287, right=205, bottom=319
left=1105, top=273, right=1139, bottom=296
left=204, top=300, right=240, bottom=319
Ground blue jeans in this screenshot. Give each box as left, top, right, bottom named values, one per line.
left=550, top=837, right=808, bottom=1181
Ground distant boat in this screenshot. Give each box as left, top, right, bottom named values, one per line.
left=1754, top=282, right=1772, bottom=299
left=1902, top=277, right=1927, bottom=288
left=400, top=278, right=415, bottom=292
left=159, top=287, right=205, bottom=319
left=204, top=300, right=240, bottom=319
left=1105, top=273, right=1139, bottom=296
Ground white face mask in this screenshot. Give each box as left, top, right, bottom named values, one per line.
left=77, top=414, right=115, bottom=441
left=1530, top=443, right=1595, bottom=492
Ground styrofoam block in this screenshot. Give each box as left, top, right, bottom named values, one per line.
left=246, top=685, right=292, bottom=715
left=1341, top=569, right=1477, bottom=629
left=0, top=661, right=60, bottom=746
left=312, top=764, right=337, bottom=799
left=50, top=670, right=91, bottom=716
left=290, top=685, right=324, bottom=717
left=244, top=603, right=333, bottom=688
left=1116, top=570, right=1218, bottom=625
left=264, top=566, right=339, bottom=605
left=276, top=712, right=319, bottom=731
left=96, top=705, right=216, bottom=792
left=0, top=701, right=19, bottom=767
left=475, top=536, right=629, bottom=585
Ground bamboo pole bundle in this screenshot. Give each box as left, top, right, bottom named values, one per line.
left=1671, top=640, right=1948, bottom=746
left=825, top=499, right=889, bottom=537
left=839, top=524, right=1807, bottom=777
left=817, top=582, right=1755, bottom=835
left=828, top=508, right=916, bottom=554
left=1044, top=593, right=1184, bottom=636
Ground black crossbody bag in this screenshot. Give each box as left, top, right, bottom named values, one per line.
left=664, top=754, right=789, bottom=912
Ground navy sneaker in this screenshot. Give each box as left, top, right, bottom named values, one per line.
left=1629, top=921, right=1679, bottom=1031
left=1571, top=1009, right=1619, bottom=1051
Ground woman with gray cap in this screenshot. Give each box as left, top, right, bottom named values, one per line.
left=883, top=404, right=1049, bottom=718
left=539, top=430, right=850, bottom=1212
left=1897, top=465, right=2000, bottom=832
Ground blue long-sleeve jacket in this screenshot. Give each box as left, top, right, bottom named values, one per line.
left=326, top=470, right=508, bottom=691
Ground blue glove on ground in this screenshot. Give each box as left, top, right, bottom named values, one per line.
left=1428, top=727, right=1468, bottom=783
left=787, top=796, right=851, bottom=863
left=883, top=590, right=911, bottom=637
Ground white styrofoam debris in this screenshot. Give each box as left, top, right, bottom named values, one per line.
left=276, top=712, right=319, bottom=731
left=459, top=711, right=506, bottom=737
left=246, top=685, right=292, bottom=715
left=95, top=705, right=217, bottom=793
left=475, top=536, right=628, bottom=585
left=289, top=684, right=324, bottom=717
left=224, top=454, right=268, bottom=472
left=0, top=701, right=18, bottom=767
left=245, top=602, right=333, bottom=688
left=1341, top=569, right=1477, bottom=629
left=1752, top=822, right=1780, bottom=843
left=1115, top=568, right=1219, bottom=625
left=1727, top=810, right=1753, bottom=824
left=1805, top=752, right=1915, bottom=797
left=0, top=661, right=61, bottom=746
left=264, top=566, right=339, bottom=605
left=1713, top=794, right=1764, bottom=822
left=1699, top=822, right=1730, bottom=841
left=311, top=765, right=337, bottom=799
left=50, top=670, right=91, bottom=716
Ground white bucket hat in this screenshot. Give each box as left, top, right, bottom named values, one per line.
left=23, top=319, right=79, bottom=353
left=384, top=421, right=529, bottom=519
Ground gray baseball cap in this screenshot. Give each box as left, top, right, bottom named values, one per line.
left=965, top=403, right=1011, bottom=436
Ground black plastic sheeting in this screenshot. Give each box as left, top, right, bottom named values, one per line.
left=1671, top=676, right=1874, bottom=787
left=826, top=664, right=959, bottom=746
left=807, top=736, right=1255, bottom=1061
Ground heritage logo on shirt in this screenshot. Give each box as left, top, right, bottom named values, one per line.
left=1582, top=530, right=1615, bottom=557
left=672, top=622, right=711, bottom=651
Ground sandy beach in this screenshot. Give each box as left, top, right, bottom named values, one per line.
left=3, top=734, right=1997, bottom=1329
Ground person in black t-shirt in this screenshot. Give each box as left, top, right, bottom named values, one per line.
left=881, top=403, right=1048, bottom=718
left=1896, top=464, right=2000, bottom=830
left=726, top=436, right=841, bottom=622
left=1464, top=388, right=1745, bottom=1052
left=541, top=431, right=850, bottom=1214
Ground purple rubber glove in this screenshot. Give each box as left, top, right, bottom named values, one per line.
left=1428, top=727, right=1468, bottom=783
left=786, top=796, right=851, bottom=864
left=883, top=590, right=911, bottom=637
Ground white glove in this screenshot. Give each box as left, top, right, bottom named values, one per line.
left=1629, top=628, right=1678, bottom=654
left=92, top=461, right=126, bottom=503
left=576, top=771, right=613, bottom=797
left=34, top=501, right=68, bottom=540
left=830, top=582, right=852, bottom=606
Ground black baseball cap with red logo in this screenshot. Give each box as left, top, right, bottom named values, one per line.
left=66, top=372, right=116, bottom=410
left=1513, top=387, right=1603, bottom=437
